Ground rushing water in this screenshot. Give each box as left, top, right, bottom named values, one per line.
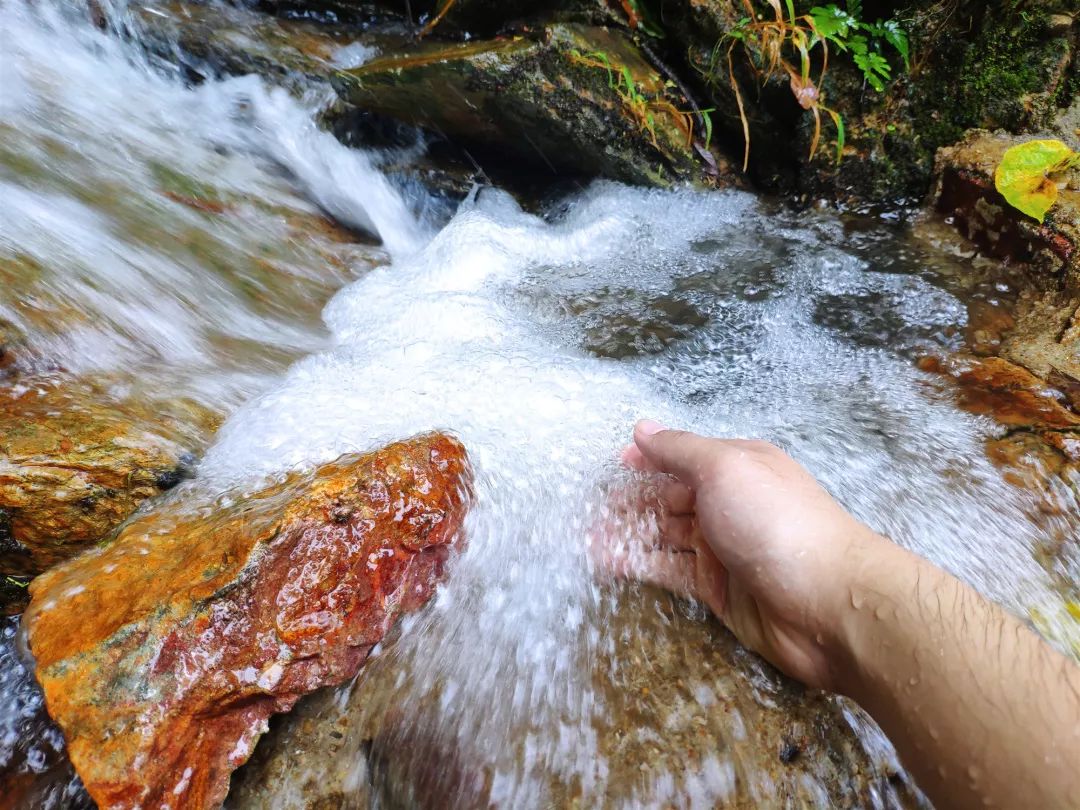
left=2, top=1, right=1078, bottom=808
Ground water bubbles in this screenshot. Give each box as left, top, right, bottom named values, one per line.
left=192, top=176, right=1066, bottom=806
left=2, top=0, right=1072, bottom=805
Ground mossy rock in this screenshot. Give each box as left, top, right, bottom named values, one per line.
left=261, top=0, right=622, bottom=35
left=133, top=0, right=395, bottom=86
left=333, top=24, right=723, bottom=186
left=802, top=1, right=1075, bottom=203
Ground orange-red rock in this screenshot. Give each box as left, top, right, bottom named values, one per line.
left=23, top=432, right=471, bottom=810
left=0, top=381, right=205, bottom=577
left=919, top=354, right=1080, bottom=429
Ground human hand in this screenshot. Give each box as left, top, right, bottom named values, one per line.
left=610, top=420, right=886, bottom=691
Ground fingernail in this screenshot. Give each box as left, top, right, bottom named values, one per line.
left=636, top=419, right=666, bottom=438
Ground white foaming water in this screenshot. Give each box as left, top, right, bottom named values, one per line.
left=201, top=185, right=1070, bottom=805
left=2, top=1, right=1077, bottom=807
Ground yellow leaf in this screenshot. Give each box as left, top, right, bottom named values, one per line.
left=994, top=139, right=1078, bottom=224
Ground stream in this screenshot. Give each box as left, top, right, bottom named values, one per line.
left=2, top=1, right=1078, bottom=808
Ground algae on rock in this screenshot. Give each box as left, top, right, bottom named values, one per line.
left=332, top=23, right=725, bottom=187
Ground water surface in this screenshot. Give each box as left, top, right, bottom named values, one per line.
left=1, top=2, right=1077, bottom=807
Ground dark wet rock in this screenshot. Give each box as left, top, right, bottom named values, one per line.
left=263, top=0, right=622, bottom=36
left=0, top=381, right=208, bottom=579
left=132, top=0, right=395, bottom=87
left=23, top=433, right=470, bottom=810
left=228, top=588, right=924, bottom=809
left=0, top=321, right=25, bottom=379
left=933, top=130, right=1080, bottom=287
left=332, top=24, right=729, bottom=187
left=0, top=574, right=31, bottom=617
left=648, top=0, right=805, bottom=189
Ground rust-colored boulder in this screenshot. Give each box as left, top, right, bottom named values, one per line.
left=920, top=353, right=1080, bottom=429
left=22, top=432, right=471, bottom=810
left=0, top=382, right=201, bottom=578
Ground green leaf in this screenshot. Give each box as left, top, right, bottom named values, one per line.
left=880, top=19, right=909, bottom=69
left=621, top=66, right=636, bottom=95
left=995, top=139, right=1078, bottom=223
left=854, top=50, right=891, bottom=91
left=846, top=33, right=869, bottom=56
left=810, top=4, right=855, bottom=43
left=701, top=108, right=715, bottom=148
left=826, top=108, right=845, bottom=164
left=784, top=0, right=796, bottom=25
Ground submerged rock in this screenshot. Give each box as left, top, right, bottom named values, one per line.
left=23, top=433, right=471, bottom=810
left=0, top=381, right=202, bottom=579
left=227, top=587, right=924, bottom=809
left=332, top=24, right=724, bottom=187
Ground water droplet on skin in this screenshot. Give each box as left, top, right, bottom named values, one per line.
left=850, top=591, right=864, bottom=610
left=814, top=633, right=824, bottom=646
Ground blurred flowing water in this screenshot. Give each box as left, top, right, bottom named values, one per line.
left=1, top=1, right=1078, bottom=808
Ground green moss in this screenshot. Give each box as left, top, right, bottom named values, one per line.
left=799, top=1, right=1076, bottom=204
left=912, top=5, right=1067, bottom=149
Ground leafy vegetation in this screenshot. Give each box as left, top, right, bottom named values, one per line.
left=994, top=139, right=1080, bottom=223
left=713, top=0, right=909, bottom=169
left=569, top=49, right=714, bottom=150
left=618, top=0, right=665, bottom=39
left=809, top=2, right=909, bottom=91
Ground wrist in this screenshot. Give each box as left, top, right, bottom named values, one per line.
left=822, top=529, right=925, bottom=699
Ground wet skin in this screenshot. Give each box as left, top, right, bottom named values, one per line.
left=610, top=420, right=1080, bottom=810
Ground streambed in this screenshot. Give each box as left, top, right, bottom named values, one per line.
left=1, top=2, right=1077, bottom=808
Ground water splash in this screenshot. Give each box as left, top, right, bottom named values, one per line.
left=203, top=184, right=1067, bottom=805
left=1, top=1, right=1077, bottom=807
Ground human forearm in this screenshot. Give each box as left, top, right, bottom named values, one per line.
left=832, top=536, right=1080, bottom=810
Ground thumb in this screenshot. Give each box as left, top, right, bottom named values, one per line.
left=633, top=420, right=718, bottom=486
